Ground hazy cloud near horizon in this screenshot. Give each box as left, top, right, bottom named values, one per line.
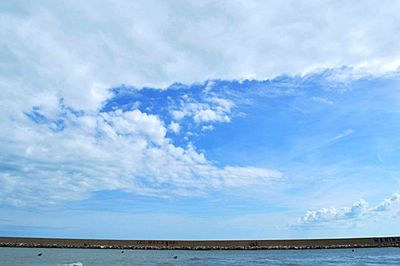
left=296, top=193, right=400, bottom=228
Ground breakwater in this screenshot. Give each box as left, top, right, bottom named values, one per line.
left=1, top=236, right=400, bottom=250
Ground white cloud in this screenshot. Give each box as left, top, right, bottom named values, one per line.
left=171, top=96, right=234, bottom=125
left=1, top=0, right=400, bottom=208
left=2, top=0, right=400, bottom=114
left=194, top=109, right=229, bottom=123
left=0, top=104, right=281, bottom=206
left=296, top=193, right=400, bottom=227
left=328, top=129, right=355, bottom=143
left=297, top=199, right=368, bottom=225
left=168, top=121, right=180, bottom=133
left=171, top=110, right=185, bottom=121
left=371, top=193, right=400, bottom=212
left=209, top=97, right=234, bottom=111
left=201, top=125, right=214, bottom=131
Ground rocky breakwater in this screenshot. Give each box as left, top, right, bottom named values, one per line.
left=1, top=237, right=400, bottom=250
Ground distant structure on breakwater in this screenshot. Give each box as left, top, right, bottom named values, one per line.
left=1, top=236, right=400, bottom=250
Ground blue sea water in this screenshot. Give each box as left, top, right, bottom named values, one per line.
left=0, top=247, right=399, bottom=265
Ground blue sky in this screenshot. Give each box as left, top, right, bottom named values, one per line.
left=1, top=1, right=400, bottom=239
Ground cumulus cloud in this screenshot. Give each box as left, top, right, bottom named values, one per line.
left=171, top=111, right=185, bottom=121
left=168, top=121, right=180, bottom=133
left=0, top=101, right=281, bottom=206
left=371, top=193, right=400, bottom=212
left=170, top=96, right=234, bottom=125
left=297, top=199, right=368, bottom=225
left=296, top=193, right=400, bottom=227
left=201, top=125, right=214, bottom=132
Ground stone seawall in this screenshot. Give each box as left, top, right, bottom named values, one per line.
left=1, top=236, right=400, bottom=250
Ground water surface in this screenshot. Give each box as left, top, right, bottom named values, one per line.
left=0, top=247, right=399, bottom=265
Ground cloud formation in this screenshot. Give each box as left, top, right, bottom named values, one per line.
left=0, top=98, right=281, bottom=206
left=3, top=1, right=400, bottom=241
left=173, top=97, right=234, bottom=125
left=2, top=0, right=400, bottom=115
left=296, top=193, right=400, bottom=227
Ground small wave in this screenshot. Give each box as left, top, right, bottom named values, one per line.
left=60, top=262, right=83, bottom=266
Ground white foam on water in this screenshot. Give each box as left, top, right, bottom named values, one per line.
left=60, top=262, right=83, bottom=266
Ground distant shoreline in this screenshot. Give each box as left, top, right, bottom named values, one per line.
left=1, top=236, right=400, bottom=250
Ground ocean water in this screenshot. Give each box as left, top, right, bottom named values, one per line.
left=0, top=247, right=399, bottom=265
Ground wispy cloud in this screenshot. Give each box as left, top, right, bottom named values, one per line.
left=328, top=129, right=355, bottom=144
left=312, top=96, right=334, bottom=106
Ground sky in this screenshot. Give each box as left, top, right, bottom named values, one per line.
left=1, top=0, right=400, bottom=240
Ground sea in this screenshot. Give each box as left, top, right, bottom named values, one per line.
left=0, top=247, right=399, bottom=265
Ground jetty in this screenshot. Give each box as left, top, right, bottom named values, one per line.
left=1, top=236, right=400, bottom=250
